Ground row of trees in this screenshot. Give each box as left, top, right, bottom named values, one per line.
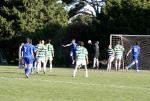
left=0, top=0, right=150, bottom=64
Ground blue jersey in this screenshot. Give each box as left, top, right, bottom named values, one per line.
left=70, top=43, right=77, bottom=52
left=30, top=44, right=36, bottom=52
left=21, top=43, right=33, bottom=57
left=132, top=45, right=140, bottom=56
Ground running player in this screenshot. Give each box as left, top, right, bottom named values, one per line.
left=62, top=39, right=77, bottom=64
left=36, top=40, right=47, bottom=74
left=21, top=38, right=34, bottom=78
left=107, top=44, right=115, bottom=70
left=73, top=41, right=88, bottom=78
left=45, top=39, right=54, bottom=71
left=126, top=42, right=140, bottom=72
left=114, top=41, right=125, bottom=70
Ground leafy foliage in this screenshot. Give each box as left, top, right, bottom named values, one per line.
left=0, top=0, right=68, bottom=39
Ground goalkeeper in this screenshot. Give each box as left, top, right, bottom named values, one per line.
left=126, top=42, right=140, bottom=72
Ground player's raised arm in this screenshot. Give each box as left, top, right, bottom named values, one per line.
left=62, top=43, right=71, bottom=47
left=126, top=48, right=132, bottom=57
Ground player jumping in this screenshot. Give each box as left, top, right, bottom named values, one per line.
left=62, top=39, right=77, bottom=65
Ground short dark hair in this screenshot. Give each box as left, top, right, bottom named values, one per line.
left=135, top=41, right=139, bottom=45
left=26, top=38, right=30, bottom=43
left=80, top=41, right=84, bottom=46
left=48, top=39, right=51, bottom=43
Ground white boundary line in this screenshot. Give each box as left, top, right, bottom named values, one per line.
left=0, top=76, right=150, bottom=90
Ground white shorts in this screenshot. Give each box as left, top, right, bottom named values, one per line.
left=116, top=55, right=123, bottom=60
left=76, top=60, right=87, bottom=66
left=108, top=56, right=115, bottom=62
left=37, top=57, right=46, bottom=63
left=47, top=56, right=53, bottom=61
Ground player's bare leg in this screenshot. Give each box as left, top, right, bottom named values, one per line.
left=43, top=62, right=46, bottom=74
left=37, top=62, right=41, bottom=74
left=115, top=60, right=118, bottom=70
left=73, top=65, right=78, bottom=77
left=84, top=65, right=88, bottom=77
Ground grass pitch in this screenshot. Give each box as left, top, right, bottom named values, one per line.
left=0, top=66, right=150, bottom=101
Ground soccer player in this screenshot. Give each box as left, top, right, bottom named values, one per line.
left=45, top=39, right=54, bottom=71
left=21, top=38, right=34, bottom=78
left=62, top=39, right=77, bottom=64
left=126, top=42, right=140, bottom=72
left=86, top=40, right=94, bottom=68
left=114, top=41, right=125, bottom=70
left=33, top=40, right=42, bottom=70
left=18, top=42, right=24, bottom=69
left=73, top=41, right=88, bottom=77
left=107, top=44, right=115, bottom=70
left=93, top=41, right=99, bottom=69
left=36, top=40, right=47, bottom=74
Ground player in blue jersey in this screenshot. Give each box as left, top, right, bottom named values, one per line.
left=62, top=39, right=77, bottom=64
left=21, top=38, right=34, bottom=78
left=126, top=42, right=140, bottom=72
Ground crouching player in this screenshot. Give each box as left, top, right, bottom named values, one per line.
left=107, top=45, right=115, bottom=70
left=73, top=41, right=88, bottom=78
left=21, top=38, right=34, bottom=78
left=126, top=42, right=140, bottom=72
left=36, top=40, right=47, bottom=74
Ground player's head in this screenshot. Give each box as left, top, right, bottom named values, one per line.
left=117, top=41, right=121, bottom=45
left=79, top=41, right=84, bottom=46
left=26, top=38, right=30, bottom=43
left=30, top=39, right=32, bottom=44
left=135, top=41, right=139, bottom=45
left=41, top=40, right=45, bottom=45
left=108, top=44, right=112, bottom=49
left=48, top=39, right=51, bottom=43
left=72, top=39, right=76, bottom=43
left=95, top=41, right=99, bottom=44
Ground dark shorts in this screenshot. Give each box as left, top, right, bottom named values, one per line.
left=94, top=52, right=99, bottom=58
left=23, top=57, right=33, bottom=65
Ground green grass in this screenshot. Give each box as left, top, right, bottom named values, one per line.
left=0, top=66, right=150, bottom=101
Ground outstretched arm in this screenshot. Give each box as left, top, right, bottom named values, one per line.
left=62, top=43, right=71, bottom=47
left=126, top=49, right=132, bottom=57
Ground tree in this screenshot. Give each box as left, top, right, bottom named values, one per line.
left=100, top=0, right=150, bottom=34
left=0, top=0, right=68, bottom=39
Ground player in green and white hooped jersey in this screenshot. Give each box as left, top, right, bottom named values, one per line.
left=107, top=44, right=115, bottom=70
left=73, top=41, right=88, bottom=78
left=114, top=41, right=125, bottom=70
left=45, top=39, right=54, bottom=71
left=36, top=40, right=47, bottom=74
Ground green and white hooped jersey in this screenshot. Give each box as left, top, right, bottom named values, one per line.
left=114, top=44, right=124, bottom=56
left=76, top=46, right=88, bottom=60
left=45, top=43, right=54, bottom=57
left=37, top=44, right=47, bottom=57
